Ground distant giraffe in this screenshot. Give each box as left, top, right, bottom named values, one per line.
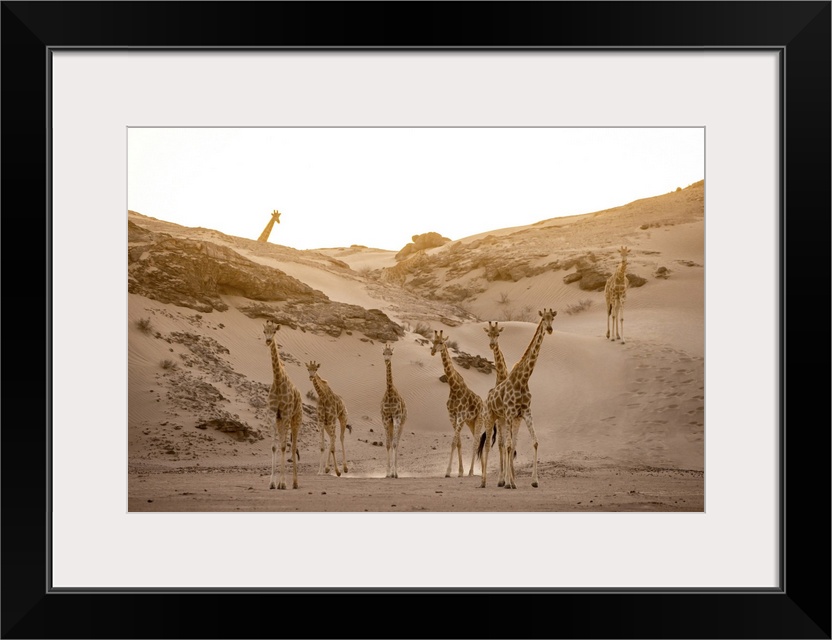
left=481, top=309, right=556, bottom=489
left=380, top=343, right=407, bottom=478
left=305, top=361, right=352, bottom=477
left=605, top=246, right=630, bottom=343
left=262, top=320, right=303, bottom=490
left=430, top=330, right=486, bottom=477
left=257, top=209, right=281, bottom=243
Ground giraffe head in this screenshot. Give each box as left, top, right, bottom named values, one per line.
left=538, top=308, right=557, bottom=335
left=430, top=330, right=449, bottom=356
left=484, top=321, right=504, bottom=349
left=619, top=246, right=630, bottom=262
left=305, top=360, right=320, bottom=380
left=382, top=343, right=395, bottom=362
left=263, top=320, right=280, bottom=346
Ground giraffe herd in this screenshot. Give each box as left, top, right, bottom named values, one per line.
left=261, top=246, right=632, bottom=490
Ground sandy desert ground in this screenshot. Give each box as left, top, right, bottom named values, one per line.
left=128, top=181, right=704, bottom=512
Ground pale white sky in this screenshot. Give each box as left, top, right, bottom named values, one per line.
left=127, top=127, right=703, bottom=251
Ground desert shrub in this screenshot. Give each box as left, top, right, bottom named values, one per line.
left=413, top=322, right=433, bottom=339
left=306, top=390, right=318, bottom=402
left=160, top=359, right=178, bottom=371
left=497, top=291, right=511, bottom=305
left=136, top=317, right=153, bottom=334
left=565, top=299, right=594, bottom=315
left=447, top=340, right=459, bottom=351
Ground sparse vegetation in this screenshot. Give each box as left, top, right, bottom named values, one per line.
left=497, top=291, right=511, bottom=305
left=160, top=359, right=179, bottom=371
left=447, top=340, right=459, bottom=351
left=306, top=390, right=318, bottom=402
left=413, top=322, right=433, bottom=339
left=565, top=299, right=594, bottom=315
left=136, top=317, right=153, bottom=334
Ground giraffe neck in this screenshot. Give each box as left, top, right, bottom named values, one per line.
left=490, top=342, right=508, bottom=383
left=311, top=374, right=328, bottom=398
left=439, top=344, right=463, bottom=390
left=269, top=340, right=287, bottom=383
left=385, top=359, right=395, bottom=391
left=509, top=318, right=547, bottom=385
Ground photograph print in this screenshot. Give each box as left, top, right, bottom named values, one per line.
left=127, top=126, right=705, bottom=513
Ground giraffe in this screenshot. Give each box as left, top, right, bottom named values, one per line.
left=481, top=309, right=557, bottom=489
left=305, top=360, right=352, bottom=477
left=430, top=330, right=486, bottom=477
left=479, top=321, right=509, bottom=480
left=262, top=320, right=303, bottom=490
left=605, top=246, right=630, bottom=343
left=257, top=209, right=281, bottom=243
left=380, top=343, right=407, bottom=478
left=484, top=321, right=509, bottom=384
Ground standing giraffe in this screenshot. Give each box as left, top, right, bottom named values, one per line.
left=257, top=209, right=281, bottom=243
left=430, top=330, right=486, bottom=477
left=305, top=361, right=352, bottom=477
left=479, top=321, right=509, bottom=480
left=380, top=343, right=407, bottom=478
left=481, top=309, right=557, bottom=489
left=605, top=246, right=630, bottom=343
left=262, top=320, right=303, bottom=490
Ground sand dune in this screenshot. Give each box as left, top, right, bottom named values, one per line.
left=128, top=181, right=704, bottom=511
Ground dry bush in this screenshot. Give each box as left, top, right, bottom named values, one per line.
left=160, top=359, right=178, bottom=371
left=413, top=322, right=433, bottom=339
left=136, top=317, right=153, bottom=334
left=306, top=390, right=318, bottom=402
left=565, top=299, right=594, bottom=315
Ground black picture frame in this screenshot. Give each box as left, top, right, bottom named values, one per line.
left=2, top=2, right=829, bottom=638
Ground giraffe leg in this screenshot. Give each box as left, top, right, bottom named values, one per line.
left=269, top=427, right=278, bottom=489
left=455, top=424, right=465, bottom=477
left=318, top=425, right=326, bottom=475
left=506, top=421, right=520, bottom=489
left=392, top=418, right=402, bottom=478
left=445, top=416, right=457, bottom=478
left=524, top=411, right=540, bottom=488
left=479, top=419, right=493, bottom=488
left=497, top=420, right=508, bottom=487
left=278, top=428, right=288, bottom=490
left=340, top=419, right=349, bottom=474
left=619, top=307, right=625, bottom=344
left=467, top=419, right=480, bottom=476
left=290, top=426, right=299, bottom=490
left=329, top=427, right=341, bottom=477
left=502, top=425, right=513, bottom=489
left=385, top=421, right=393, bottom=478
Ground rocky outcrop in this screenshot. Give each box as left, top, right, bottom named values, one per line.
left=239, top=301, right=404, bottom=342
left=129, top=222, right=403, bottom=341
left=129, top=228, right=325, bottom=313
left=395, top=231, right=451, bottom=261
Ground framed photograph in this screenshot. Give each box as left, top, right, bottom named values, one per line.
left=3, top=2, right=828, bottom=638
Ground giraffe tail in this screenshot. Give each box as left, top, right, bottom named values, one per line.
left=476, top=426, right=497, bottom=460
